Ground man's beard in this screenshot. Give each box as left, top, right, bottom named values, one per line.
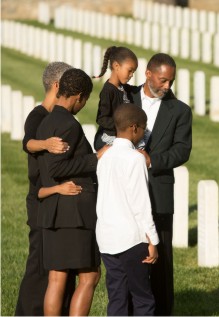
left=148, top=81, right=168, bottom=99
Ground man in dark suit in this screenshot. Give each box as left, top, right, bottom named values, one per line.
left=131, top=53, right=192, bottom=316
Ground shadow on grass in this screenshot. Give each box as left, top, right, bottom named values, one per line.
left=174, top=288, right=219, bottom=316
left=189, top=226, right=197, bottom=247
left=189, top=204, right=197, bottom=213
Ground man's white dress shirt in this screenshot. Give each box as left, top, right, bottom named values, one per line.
left=96, top=138, right=159, bottom=255
left=140, top=85, right=161, bottom=146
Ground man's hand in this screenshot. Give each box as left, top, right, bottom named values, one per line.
left=45, top=137, right=70, bottom=154
left=142, top=244, right=158, bottom=264
left=96, top=145, right=110, bottom=160
left=137, top=149, right=151, bottom=168
left=57, top=181, right=82, bottom=195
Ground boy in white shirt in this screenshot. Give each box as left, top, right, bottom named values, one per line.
left=96, top=103, right=159, bottom=316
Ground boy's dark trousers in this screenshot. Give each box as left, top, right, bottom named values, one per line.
left=101, top=243, right=155, bottom=316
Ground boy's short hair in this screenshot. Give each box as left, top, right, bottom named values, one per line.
left=114, top=103, right=147, bottom=132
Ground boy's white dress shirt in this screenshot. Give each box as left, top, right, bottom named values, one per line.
left=96, top=138, right=159, bottom=255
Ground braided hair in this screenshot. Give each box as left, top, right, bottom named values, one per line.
left=93, top=46, right=138, bottom=78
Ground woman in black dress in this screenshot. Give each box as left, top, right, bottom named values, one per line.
left=36, top=68, right=108, bottom=316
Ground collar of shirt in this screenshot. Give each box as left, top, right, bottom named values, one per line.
left=113, top=137, right=135, bottom=149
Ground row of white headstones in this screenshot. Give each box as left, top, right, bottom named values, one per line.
left=36, top=2, right=219, bottom=66
left=1, top=84, right=219, bottom=268
left=1, top=20, right=219, bottom=122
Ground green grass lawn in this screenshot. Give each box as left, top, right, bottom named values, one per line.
left=1, top=31, right=219, bottom=315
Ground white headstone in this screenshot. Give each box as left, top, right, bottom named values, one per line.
left=83, top=42, right=93, bottom=76
left=173, top=166, right=189, bottom=248
left=142, top=21, right=151, bottom=49
left=38, top=2, right=50, bottom=24
left=134, top=20, right=142, bottom=47
left=126, top=18, right=134, bottom=45
left=194, top=71, right=206, bottom=116
left=41, top=29, right=49, bottom=61
left=23, top=96, right=35, bottom=124
left=136, top=58, right=147, bottom=86
left=175, top=7, right=182, bottom=28
left=170, top=27, right=179, bottom=56
left=96, top=13, right=104, bottom=39
left=146, top=1, right=153, bottom=22
left=111, top=15, right=118, bottom=41
left=14, top=22, right=22, bottom=51
left=65, top=6, right=74, bottom=30
left=64, top=36, right=74, bottom=65
left=34, top=27, right=42, bottom=59
left=82, top=124, right=97, bottom=151
left=210, top=76, right=219, bottom=122
left=191, top=30, right=200, bottom=61
left=20, top=24, right=28, bottom=55
left=1, top=85, right=12, bottom=133
left=72, top=39, right=82, bottom=68
left=153, top=2, right=160, bottom=24
left=11, top=90, right=23, bottom=140
left=176, top=69, right=190, bottom=105
left=48, top=32, right=57, bottom=62
left=160, top=26, right=169, bottom=53
left=182, top=7, right=190, bottom=29
left=202, top=32, right=212, bottom=64
left=198, top=180, right=219, bottom=267
left=151, top=23, right=160, bottom=51
left=167, top=5, right=175, bottom=27
left=208, top=11, right=216, bottom=34
left=26, top=26, right=35, bottom=56
left=199, top=10, right=207, bottom=32
left=213, top=34, right=219, bottom=67
left=160, top=3, right=167, bottom=26
left=191, top=9, right=198, bottom=30
left=56, top=33, right=64, bottom=62
left=180, top=28, right=190, bottom=59
left=103, top=14, right=111, bottom=39
left=118, top=17, right=126, bottom=42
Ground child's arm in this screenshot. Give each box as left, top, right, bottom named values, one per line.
left=38, top=181, right=82, bottom=199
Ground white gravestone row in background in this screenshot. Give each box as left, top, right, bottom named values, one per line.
left=132, top=0, right=219, bottom=34
left=2, top=20, right=219, bottom=121
left=2, top=20, right=219, bottom=122
left=46, top=4, right=219, bottom=66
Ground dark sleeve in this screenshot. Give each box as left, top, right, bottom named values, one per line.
left=46, top=122, right=98, bottom=179
left=96, top=85, right=123, bottom=133
left=150, top=106, right=192, bottom=173
left=22, top=108, right=46, bottom=154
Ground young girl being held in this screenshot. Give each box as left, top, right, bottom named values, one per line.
left=93, top=46, right=138, bottom=151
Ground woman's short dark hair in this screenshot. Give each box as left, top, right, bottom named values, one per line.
left=57, top=68, right=93, bottom=101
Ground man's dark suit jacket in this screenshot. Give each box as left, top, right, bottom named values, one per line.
left=131, top=86, right=192, bottom=214
left=36, top=105, right=98, bottom=229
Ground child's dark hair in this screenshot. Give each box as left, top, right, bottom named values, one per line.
left=57, top=68, right=93, bottom=101
left=93, top=46, right=138, bottom=78
left=114, top=103, right=147, bottom=132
